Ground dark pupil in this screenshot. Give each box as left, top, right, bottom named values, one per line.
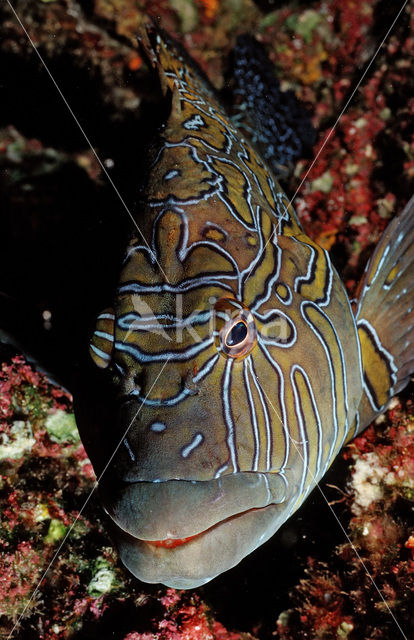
left=227, top=321, right=248, bottom=347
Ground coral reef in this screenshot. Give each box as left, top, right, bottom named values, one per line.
left=276, top=398, right=414, bottom=639
left=0, top=0, right=413, bottom=638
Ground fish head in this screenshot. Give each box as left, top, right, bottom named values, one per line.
left=83, top=223, right=346, bottom=588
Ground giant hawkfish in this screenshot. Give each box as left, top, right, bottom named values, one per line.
left=80, top=24, right=414, bottom=589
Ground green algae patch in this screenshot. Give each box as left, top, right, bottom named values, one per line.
left=337, top=621, right=354, bottom=638
left=87, top=557, right=116, bottom=598
left=44, top=518, right=67, bottom=544
left=0, top=420, right=35, bottom=460
left=285, top=10, right=322, bottom=44
left=310, top=170, right=334, bottom=194
left=170, top=0, right=198, bottom=32
left=349, top=215, right=368, bottom=226
left=45, top=410, right=79, bottom=444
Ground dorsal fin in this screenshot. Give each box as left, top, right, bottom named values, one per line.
left=138, top=22, right=219, bottom=104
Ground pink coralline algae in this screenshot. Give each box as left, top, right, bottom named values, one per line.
left=0, top=356, right=69, bottom=412
left=0, top=541, right=42, bottom=620
left=121, top=590, right=250, bottom=640
left=0, top=355, right=111, bottom=637
left=276, top=562, right=354, bottom=640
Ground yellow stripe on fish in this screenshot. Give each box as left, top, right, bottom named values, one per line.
left=83, top=24, right=414, bottom=589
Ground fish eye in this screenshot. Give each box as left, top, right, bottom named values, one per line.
left=213, top=297, right=257, bottom=359
left=225, top=321, right=248, bottom=347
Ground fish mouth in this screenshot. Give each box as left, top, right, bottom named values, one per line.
left=101, top=471, right=297, bottom=588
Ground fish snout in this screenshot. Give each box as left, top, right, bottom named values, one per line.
left=102, top=471, right=288, bottom=539
left=99, top=470, right=298, bottom=588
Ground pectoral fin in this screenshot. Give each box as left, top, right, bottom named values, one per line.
left=353, top=194, right=414, bottom=433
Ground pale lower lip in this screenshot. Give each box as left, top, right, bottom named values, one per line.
left=140, top=506, right=265, bottom=549
left=110, top=502, right=292, bottom=589
left=146, top=534, right=199, bottom=548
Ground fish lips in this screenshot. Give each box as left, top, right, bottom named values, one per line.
left=100, top=471, right=298, bottom=588
left=101, top=471, right=290, bottom=540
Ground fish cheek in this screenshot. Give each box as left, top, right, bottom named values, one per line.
left=110, top=390, right=229, bottom=483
